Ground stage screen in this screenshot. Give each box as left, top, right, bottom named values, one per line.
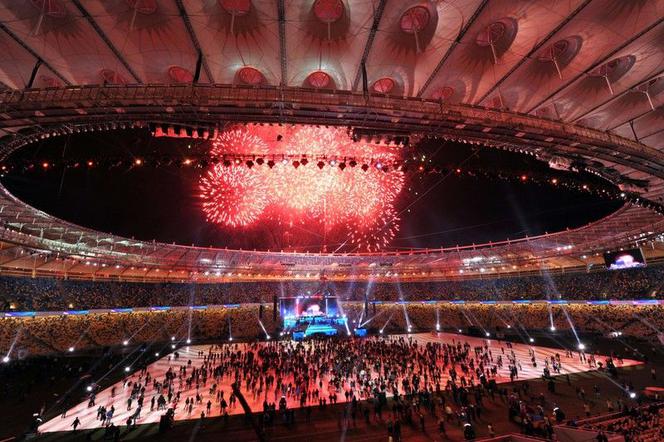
left=280, top=295, right=339, bottom=318
left=603, top=248, right=646, bottom=270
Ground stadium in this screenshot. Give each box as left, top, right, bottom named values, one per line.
left=0, top=1, right=663, bottom=441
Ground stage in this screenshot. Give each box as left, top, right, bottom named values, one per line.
left=39, top=333, right=642, bottom=433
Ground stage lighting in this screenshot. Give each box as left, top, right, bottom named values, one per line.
left=171, top=336, right=175, bottom=341
left=124, top=366, right=130, bottom=372
left=171, top=344, right=176, bottom=349
left=134, top=159, right=142, bottom=166
left=68, top=347, right=75, bottom=352
left=155, top=352, right=160, bottom=357
left=629, top=392, right=636, bottom=399
left=379, top=329, right=384, bottom=334
left=435, top=324, right=440, bottom=331
left=245, top=160, right=254, bottom=168
left=229, top=337, right=233, bottom=341
left=266, top=336, right=271, bottom=340
left=550, top=326, right=556, bottom=331
left=186, top=338, right=191, bottom=344
left=86, top=385, right=93, bottom=392
left=578, top=343, right=585, bottom=350
left=485, top=332, right=490, bottom=337
left=123, top=340, right=128, bottom=346
left=529, top=338, right=534, bottom=343
left=458, top=329, right=463, bottom=333
left=317, top=161, right=325, bottom=169
left=267, top=160, right=275, bottom=169
left=506, top=325, right=512, bottom=329
left=2, top=356, right=9, bottom=363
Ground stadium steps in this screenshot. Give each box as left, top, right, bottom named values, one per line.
left=22, top=328, right=59, bottom=354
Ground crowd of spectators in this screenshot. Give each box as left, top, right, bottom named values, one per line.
left=37, top=333, right=605, bottom=439
left=1, top=263, right=663, bottom=312
left=2, top=303, right=662, bottom=359
left=1, top=302, right=660, bottom=440
left=579, top=403, right=664, bottom=441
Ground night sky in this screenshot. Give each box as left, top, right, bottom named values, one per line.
left=1, top=129, right=622, bottom=252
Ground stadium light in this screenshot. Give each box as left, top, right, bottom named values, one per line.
left=2, top=356, right=9, bottom=363
left=629, top=392, right=636, bottom=399
left=550, top=326, right=556, bottom=331
left=186, top=338, right=191, bottom=344
left=68, top=346, right=75, bottom=352
left=86, top=385, right=93, bottom=392
left=123, top=340, right=129, bottom=346
left=485, top=332, right=490, bottom=337
left=124, top=366, right=130, bottom=372
left=529, top=338, right=534, bottom=343
left=578, top=343, right=585, bottom=350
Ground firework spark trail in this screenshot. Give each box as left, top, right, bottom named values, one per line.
left=199, top=164, right=269, bottom=227
left=199, top=125, right=405, bottom=250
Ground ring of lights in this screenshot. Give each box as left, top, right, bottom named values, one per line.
left=0, top=84, right=662, bottom=281
left=1, top=85, right=662, bottom=176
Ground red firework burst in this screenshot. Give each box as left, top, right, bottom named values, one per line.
left=198, top=125, right=406, bottom=250
left=348, top=205, right=401, bottom=252
left=210, top=126, right=268, bottom=157
left=199, top=164, right=268, bottom=227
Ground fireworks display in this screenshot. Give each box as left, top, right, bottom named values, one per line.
left=199, top=164, right=269, bottom=227
left=198, top=125, right=405, bottom=251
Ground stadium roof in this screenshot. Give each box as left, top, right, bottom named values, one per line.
left=0, top=0, right=662, bottom=281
